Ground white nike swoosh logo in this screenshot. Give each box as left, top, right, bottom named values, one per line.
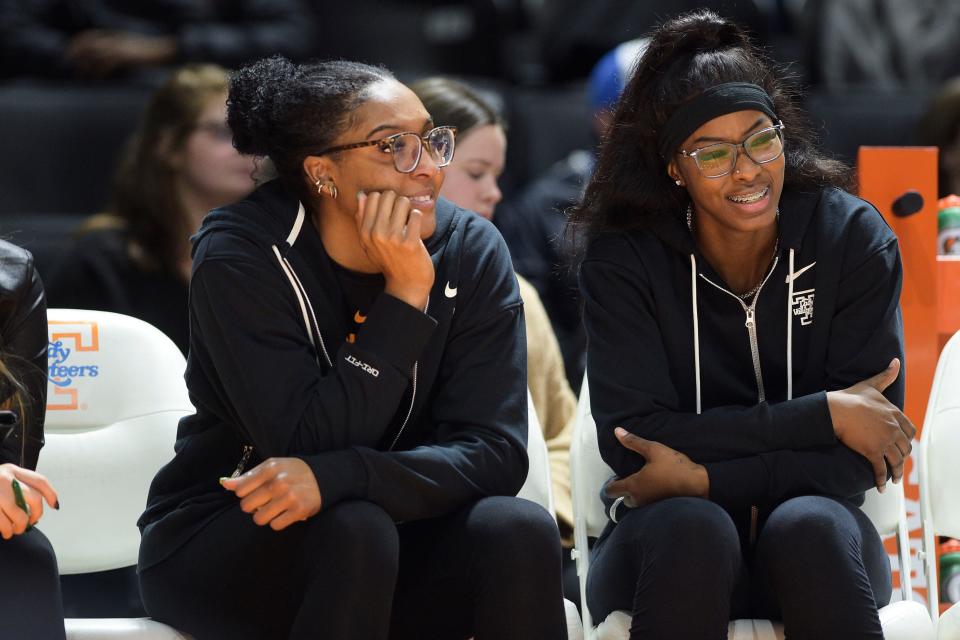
left=785, top=261, right=816, bottom=283
left=444, top=282, right=457, bottom=298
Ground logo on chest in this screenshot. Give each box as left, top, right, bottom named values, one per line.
left=791, top=289, right=815, bottom=326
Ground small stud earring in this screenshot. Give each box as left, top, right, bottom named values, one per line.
left=675, top=179, right=683, bottom=187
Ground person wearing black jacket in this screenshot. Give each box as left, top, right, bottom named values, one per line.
left=0, top=240, right=65, bottom=639
left=572, top=11, right=915, bottom=640
left=136, top=57, right=566, bottom=640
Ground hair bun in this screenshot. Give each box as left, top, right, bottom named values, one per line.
left=664, top=9, right=751, bottom=56
left=227, top=56, right=299, bottom=157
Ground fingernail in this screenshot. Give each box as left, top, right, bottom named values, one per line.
left=357, top=190, right=366, bottom=198
left=219, top=477, right=230, bottom=486
left=615, top=427, right=627, bottom=437
left=54, top=500, right=60, bottom=511
left=879, top=484, right=886, bottom=493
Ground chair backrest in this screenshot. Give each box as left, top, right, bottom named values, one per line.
left=570, top=375, right=614, bottom=634
left=518, top=390, right=556, bottom=516
left=571, top=377, right=615, bottom=539
left=920, top=330, right=960, bottom=620
left=859, top=481, right=914, bottom=599
left=35, top=309, right=192, bottom=574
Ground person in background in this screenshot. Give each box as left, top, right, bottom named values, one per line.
left=0, top=240, right=65, bottom=639
left=136, top=56, right=566, bottom=640
left=495, top=37, right=647, bottom=388
left=920, top=76, right=960, bottom=199
left=411, top=75, right=579, bottom=599
left=575, top=10, right=913, bottom=638
left=0, top=0, right=314, bottom=81
left=48, top=64, right=256, bottom=354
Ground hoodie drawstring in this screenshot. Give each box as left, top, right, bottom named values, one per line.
left=690, top=254, right=702, bottom=415
left=786, top=248, right=795, bottom=401
left=271, top=203, right=333, bottom=368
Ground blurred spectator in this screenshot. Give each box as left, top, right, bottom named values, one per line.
left=47, top=64, right=256, bottom=355
left=802, top=0, right=960, bottom=89
left=920, top=76, right=960, bottom=198
left=0, top=0, right=314, bottom=81
left=495, top=37, right=646, bottom=388
left=412, top=74, right=580, bottom=604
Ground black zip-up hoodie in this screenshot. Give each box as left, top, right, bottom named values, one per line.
left=138, top=179, right=528, bottom=570
left=580, top=186, right=904, bottom=537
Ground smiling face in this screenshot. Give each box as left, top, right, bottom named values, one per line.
left=439, top=123, right=506, bottom=220
left=305, top=79, right=445, bottom=240
left=668, top=109, right=785, bottom=236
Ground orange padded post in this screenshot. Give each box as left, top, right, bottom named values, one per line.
left=858, top=146, right=939, bottom=604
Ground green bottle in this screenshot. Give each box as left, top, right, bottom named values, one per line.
left=942, top=550, right=960, bottom=603
left=938, top=195, right=960, bottom=255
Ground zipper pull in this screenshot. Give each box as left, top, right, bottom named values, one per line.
left=744, top=307, right=755, bottom=328
left=230, top=445, right=254, bottom=478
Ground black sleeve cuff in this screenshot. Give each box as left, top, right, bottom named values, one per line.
left=355, top=292, right=437, bottom=373
left=299, top=449, right=368, bottom=511
left=769, top=391, right=836, bottom=450
left=705, top=456, right=768, bottom=508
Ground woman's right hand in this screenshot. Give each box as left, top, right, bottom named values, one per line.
left=826, top=358, right=916, bottom=492
left=356, top=190, right=435, bottom=310
left=0, top=464, right=59, bottom=540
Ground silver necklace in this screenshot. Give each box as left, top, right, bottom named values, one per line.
left=686, top=204, right=780, bottom=300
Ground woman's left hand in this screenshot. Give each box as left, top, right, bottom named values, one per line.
left=605, top=427, right=710, bottom=507
left=221, top=458, right=322, bottom=531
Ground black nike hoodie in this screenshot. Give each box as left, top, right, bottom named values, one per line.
left=138, top=179, right=528, bottom=570
left=580, top=186, right=904, bottom=539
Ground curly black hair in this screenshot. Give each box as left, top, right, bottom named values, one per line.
left=227, top=56, right=394, bottom=200
left=568, top=9, right=852, bottom=245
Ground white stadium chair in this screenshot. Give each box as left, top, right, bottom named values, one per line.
left=571, top=375, right=933, bottom=640
left=37, top=309, right=193, bottom=639
left=518, top=390, right=584, bottom=640
left=919, top=330, right=960, bottom=640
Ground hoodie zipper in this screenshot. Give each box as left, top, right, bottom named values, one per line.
left=230, top=445, right=254, bottom=478
left=697, top=258, right=779, bottom=549
left=698, top=254, right=779, bottom=404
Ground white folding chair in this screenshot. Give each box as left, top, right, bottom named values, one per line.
left=517, top=390, right=584, bottom=640
left=37, top=309, right=193, bottom=639
left=571, top=375, right=933, bottom=640
left=919, top=329, right=960, bottom=639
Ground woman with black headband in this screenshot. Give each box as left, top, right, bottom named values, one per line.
left=572, top=10, right=914, bottom=639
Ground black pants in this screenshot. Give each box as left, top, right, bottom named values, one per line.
left=0, top=527, right=66, bottom=639
left=588, top=496, right=892, bottom=640
left=140, top=496, right=567, bottom=640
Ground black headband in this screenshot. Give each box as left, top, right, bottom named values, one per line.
left=657, top=82, right=777, bottom=160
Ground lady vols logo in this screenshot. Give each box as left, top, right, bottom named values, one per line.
left=47, top=320, right=100, bottom=411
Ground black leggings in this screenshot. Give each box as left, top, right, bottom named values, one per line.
left=140, top=496, right=567, bottom=640
left=588, top=495, right=892, bottom=640
left=0, top=528, right=66, bottom=639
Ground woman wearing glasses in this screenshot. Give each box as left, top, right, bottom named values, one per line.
left=574, top=10, right=913, bottom=639
left=136, top=56, right=566, bottom=640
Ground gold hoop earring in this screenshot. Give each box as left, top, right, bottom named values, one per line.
left=315, top=179, right=339, bottom=199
